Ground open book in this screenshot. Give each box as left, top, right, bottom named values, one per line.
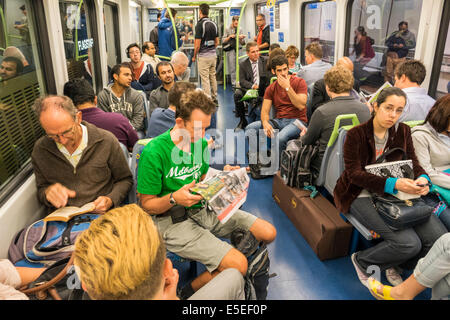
left=190, top=168, right=250, bottom=223
left=44, top=202, right=96, bottom=222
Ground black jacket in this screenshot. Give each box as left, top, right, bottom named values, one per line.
left=238, top=56, right=269, bottom=96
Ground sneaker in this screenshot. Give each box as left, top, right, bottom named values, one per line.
left=351, top=253, right=369, bottom=288
left=386, top=267, right=403, bottom=286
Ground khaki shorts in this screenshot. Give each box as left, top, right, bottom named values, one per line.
left=153, top=207, right=257, bottom=273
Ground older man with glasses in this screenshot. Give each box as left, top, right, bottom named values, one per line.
left=31, top=95, right=133, bottom=213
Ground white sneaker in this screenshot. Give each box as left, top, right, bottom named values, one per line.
left=386, top=267, right=403, bottom=286
left=351, top=253, right=369, bottom=288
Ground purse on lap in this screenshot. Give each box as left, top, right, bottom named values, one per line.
left=365, top=147, right=433, bottom=230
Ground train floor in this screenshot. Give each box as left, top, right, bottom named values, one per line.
left=175, top=84, right=431, bottom=300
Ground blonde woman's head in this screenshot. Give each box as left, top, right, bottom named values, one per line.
left=73, top=204, right=166, bottom=300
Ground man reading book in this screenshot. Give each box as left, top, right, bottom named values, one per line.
left=31, top=95, right=133, bottom=213
left=137, top=89, right=276, bottom=299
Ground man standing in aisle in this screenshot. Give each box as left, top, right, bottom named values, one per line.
left=192, top=3, right=219, bottom=104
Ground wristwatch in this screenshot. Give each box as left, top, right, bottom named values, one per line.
left=169, top=192, right=177, bottom=205
left=285, top=86, right=289, bottom=92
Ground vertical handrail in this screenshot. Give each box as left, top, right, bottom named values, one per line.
left=235, top=0, right=248, bottom=86
left=74, top=0, right=84, bottom=61
left=0, top=6, right=9, bottom=48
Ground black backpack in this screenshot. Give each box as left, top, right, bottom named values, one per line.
left=280, top=139, right=319, bottom=188
left=231, top=229, right=276, bottom=300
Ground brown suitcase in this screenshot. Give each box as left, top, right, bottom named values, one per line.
left=272, top=172, right=353, bottom=260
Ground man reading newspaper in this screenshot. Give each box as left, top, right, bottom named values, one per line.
left=137, top=89, right=276, bottom=299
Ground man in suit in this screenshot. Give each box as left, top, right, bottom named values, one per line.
left=233, top=41, right=269, bottom=131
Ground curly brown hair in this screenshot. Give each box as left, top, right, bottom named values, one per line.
left=323, top=66, right=354, bottom=94
left=176, top=89, right=216, bottom=121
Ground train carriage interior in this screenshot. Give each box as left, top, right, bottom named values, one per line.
left=0, top=0, right=449, bottom=302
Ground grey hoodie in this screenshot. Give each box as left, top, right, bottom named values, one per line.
left=97, top=84, right=146, bottom=132
left=412, top=123, right=450, bottom=189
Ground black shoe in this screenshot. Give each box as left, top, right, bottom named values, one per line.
left=234, top=118, right=248, bottom=132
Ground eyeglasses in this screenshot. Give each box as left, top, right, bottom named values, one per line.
left=381, top=105, right=403, bottom=116
left=46, top=125, right=76, bottom=140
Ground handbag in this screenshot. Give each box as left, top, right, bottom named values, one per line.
left=371, top=194, right=433, bottom=231
left=366, top=147, right=433, bottom=230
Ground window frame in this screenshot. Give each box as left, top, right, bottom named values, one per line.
left=83, top=0, right=102, bottom=93
left=428, top=0, right=450, bottom=98
left=300, top=0, right=336, bottom=65
left=104, top=1, right=121, bottom=67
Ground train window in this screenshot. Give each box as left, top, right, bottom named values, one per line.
left=302, top=1, right=337, bottom=65
left=209, top=8, right=224, bottom=44
left=346, top=0, right=423, bottom=94
left=129, top=1, right=142, bottom=45
left=429, top=0, right=450, bottom=99
left=59, top=0, right=98, bottom=89
left=0, top=0, right=46, bottom=200
left=104, top=2, right=121, bottom=69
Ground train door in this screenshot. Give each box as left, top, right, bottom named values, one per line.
left=173, top=7, right=197, bottom=81
left=58, top=0, right=101, bottom=92
left=103, top=1, right=121, bottom=77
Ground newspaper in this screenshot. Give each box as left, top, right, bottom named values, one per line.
left=190, top=167, right=250, bottom=223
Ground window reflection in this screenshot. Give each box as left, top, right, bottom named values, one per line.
left=59, top=0, right=96, bottom=87
left=348, top=0, right=422, bottom=94
left=0, top=0, right=44, bottom=191
left=304, top=1, right=336, bottom=65
left=436, top=24, right=450, bottom=98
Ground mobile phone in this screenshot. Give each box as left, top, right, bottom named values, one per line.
left=416, top=183, right=431, bottom=187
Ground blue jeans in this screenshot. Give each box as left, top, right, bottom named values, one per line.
left=423, top=193, right=450, bottom=231
left=245, top=118, right=302, bottom=160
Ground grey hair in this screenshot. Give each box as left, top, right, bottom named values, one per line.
left=171, top=51, right=189, bottom=67
left=33, top=95, right=78, bottom=120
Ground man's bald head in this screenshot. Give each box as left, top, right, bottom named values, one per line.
left=336, top=56, right=354, bottom=72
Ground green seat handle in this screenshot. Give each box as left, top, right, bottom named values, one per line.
left=327, top=114, right=360, bottom=147
left=270, top=76, right=277, bottom=84
left=403, top=120, right=424, bottom=128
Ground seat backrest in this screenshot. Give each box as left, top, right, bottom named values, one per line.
left=403, top=120, right=424, bottom=128
left=315, top=114, right=360, bottom=188
left=324, top=127, right=349, bottom=194
left=119, top=142, right=131, bottom=167
left=139, top=91, right=151, bottom=138
left=128, top=138, right=153, bottom=204
left=306, top=81, right=315, bottom=121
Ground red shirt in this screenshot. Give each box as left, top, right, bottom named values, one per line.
left=133, top=61, right=144, bottom=81
left=264, top=76, right=307, bottom=122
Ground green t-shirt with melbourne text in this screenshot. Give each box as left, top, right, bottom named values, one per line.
left=137, top=129, right=210, bottom=209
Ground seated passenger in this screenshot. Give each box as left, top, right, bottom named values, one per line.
left=142, top=41, right=161, bottom=72
left=73, top=204, right=246, bottom=300
left=268, top=43, right=280, bottom=56
left=300, top=65, right=370, bottom=175
left=246, top=54, right=307, bottom=159
left=285, top=45, right=301, bottom=76
left=266, top=47, right=285, bottom=76
left=31, top=95, right=133, bottom=212
left=310, top=56, right=361, bottom=116
left=234, top=41, right=269, bottom=131
left=147, top=81, right=196, bottom=138
left=412, top=95, right=450, bottom=230
left=367, top=233, right=450, bottom=300
left=137, top=89, right=276, bottom=299
left=149, top=61, right=175, bottom=116
left=333, top=87, right=447, bottom=289
left=171, top=51, right=191, bottom=82
left=63, top=78, right=138, bottom=151
left=296, top=42, right=332, bottom=86
left=97, top=63, right=146, bottom=135
left=0, top=56, right=23, bottom=81
left=394, top=59, right=435, bottom=122
left=126, top=43, right=161, bottom=94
